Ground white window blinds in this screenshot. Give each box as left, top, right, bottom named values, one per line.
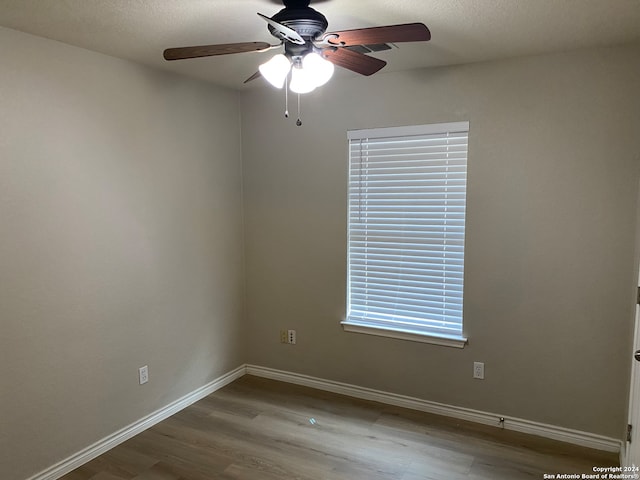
left=345, top=122, right=469, bottom=344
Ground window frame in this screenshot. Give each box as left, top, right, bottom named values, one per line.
left=342, top=121, right=470, bottom=348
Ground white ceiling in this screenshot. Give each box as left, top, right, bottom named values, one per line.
left=0, top=0, right=638, bottom=90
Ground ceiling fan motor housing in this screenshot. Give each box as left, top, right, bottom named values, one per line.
left=270, top=3, right=328, bottom=45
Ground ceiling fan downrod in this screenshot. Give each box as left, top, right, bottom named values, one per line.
left=282, top=0, right=312, bottom=8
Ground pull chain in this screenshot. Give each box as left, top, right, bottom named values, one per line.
left=296, top=93, right=302, bottom=127
left=284, top=76, right=289, bottom=118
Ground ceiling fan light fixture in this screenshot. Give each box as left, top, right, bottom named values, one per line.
left=302, top=52, right=334, bottom=87
left=259, top=53, right=291, bottom=89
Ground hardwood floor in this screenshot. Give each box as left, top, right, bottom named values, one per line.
left=59, top=375, right=619, bottom=480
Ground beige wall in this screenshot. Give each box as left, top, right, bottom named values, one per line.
left=0, top=27, right=245, bottom=479
left=241, top=43, right=640, bottom=439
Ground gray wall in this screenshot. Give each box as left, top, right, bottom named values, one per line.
left=241, top=43, right=640, bottom=439
left=0, top=27, right=245, bottom=480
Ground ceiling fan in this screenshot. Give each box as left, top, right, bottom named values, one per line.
left=163, top=0, right=431, bottom=124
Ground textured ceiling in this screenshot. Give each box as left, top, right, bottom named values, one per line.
left=0, top=0, right=639, bottom=90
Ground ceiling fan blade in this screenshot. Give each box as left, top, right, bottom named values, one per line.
left=243, top=71, right=262, bottom=84
left=321, top=23, right=430, bottom=47
left=257, top=12, right=305, bottom=45
left=322, top=48, right=387, bottom=76
left=163, top=42, right=271, bottom=61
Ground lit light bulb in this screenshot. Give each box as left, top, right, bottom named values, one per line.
left=258, top=54, right=291, bottom=89
left=302, top=52, right=334, bottom=87
left=290, top=65, right=317, bottom=94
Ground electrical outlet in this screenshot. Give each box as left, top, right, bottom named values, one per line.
left=139, top=365, right=149, bottom=385
left=288, top=329, right=296, bottom=345
left=280, top=330, right=288, bottom=343
left=473, top=362, right=484, bottom=379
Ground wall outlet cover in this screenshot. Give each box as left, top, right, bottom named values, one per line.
left=473, top=362, right=484, bottom=379
left=139, top=365, right=149, bottom=385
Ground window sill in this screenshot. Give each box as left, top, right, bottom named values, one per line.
left=341, top=320, right=468, bottom=349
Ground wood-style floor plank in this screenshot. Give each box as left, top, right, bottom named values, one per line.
left=59, top=375, right=619, bottom=480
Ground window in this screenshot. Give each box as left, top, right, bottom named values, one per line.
left=344, top=122, right=469, bottom=348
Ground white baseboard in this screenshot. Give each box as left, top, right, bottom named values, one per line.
left=29, top=363, right=622, bottom=480
left=246, top=364, right=622, bottom=453
left=28, top=365, right=246, bottom=480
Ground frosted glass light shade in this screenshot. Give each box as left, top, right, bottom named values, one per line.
left=259, top=54, right=291, bottom=89
left=302, top=52, right=334, bottom=87
left=290, top=66, right=317, bottom=94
